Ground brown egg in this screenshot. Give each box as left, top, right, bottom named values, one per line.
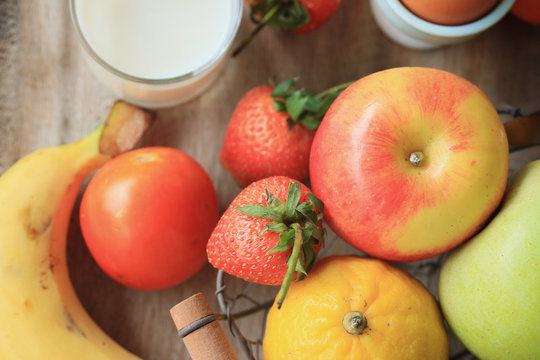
left=400, top=0, right=500, bottom=25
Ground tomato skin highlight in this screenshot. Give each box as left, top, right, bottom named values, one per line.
left=80, top=147, right=219, bottom=290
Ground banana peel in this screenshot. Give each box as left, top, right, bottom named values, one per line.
left=0, top=101, right=153, bottom=359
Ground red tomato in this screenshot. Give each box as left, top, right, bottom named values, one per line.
left=80, top=147, right=219, bottom=290
left=511, top=0, right=540, bottom=25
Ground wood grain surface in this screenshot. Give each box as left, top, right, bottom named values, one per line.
left=1, top=1, right=539, bottom=359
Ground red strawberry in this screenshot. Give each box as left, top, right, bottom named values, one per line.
left=206, top=176, right=325, bottom=308
left=294, top=0, right=341, bottom=34
left=220, top=85, right=314, bottom=187
left=233, top=0, right=341, bottom=56
left=220, top=78, right=351, bottom=188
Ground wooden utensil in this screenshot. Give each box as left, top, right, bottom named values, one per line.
left=504, top=111, right=540, bottom=152
left=170, top=293, right=238, bottom=360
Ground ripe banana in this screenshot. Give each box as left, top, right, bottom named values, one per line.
left=0, top=102, right=154, bottom=359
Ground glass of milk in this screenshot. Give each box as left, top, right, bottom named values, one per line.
left=70, top=0, right=243, bottom=108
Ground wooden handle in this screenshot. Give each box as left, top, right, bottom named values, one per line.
left=504, top=111, right=540, bottom=151
left=170, top=293, right=238, bottom=360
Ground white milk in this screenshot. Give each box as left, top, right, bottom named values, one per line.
left=71, top=0, right=242, bottom=108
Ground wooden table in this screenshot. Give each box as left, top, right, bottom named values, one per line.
left=1, top=1, right=539, bottom=359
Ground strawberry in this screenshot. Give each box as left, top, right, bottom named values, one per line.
left=220, top=78, right=351, bottom=188
left=220, top=85, right=313, bottom=188
left=206, top=176, right=325, bottom=308
left=293, top=0, right=341, bottom=34
left=233, top=0, right=341, bottom=56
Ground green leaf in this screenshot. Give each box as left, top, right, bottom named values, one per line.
left=294, top=248, right=307, bottom=281
left=307, top=192, right=324, bottom=213
left=265, top=222, right=289, bottom=233
left=295, top=272, right=306, bottom=282
left=304, top=95, right=323, bottom=112
left=295, top=261, right=307, bottom=276
left=267, top=229, right=295, bottom=254
left=280, top=228, right=296, bottom=241
left=314, top=90, right=339, bottom=119
left=236, top=204, right=283, bottom=221
left=307, top=224, right=325, bottom=243
left=272, top=78, right=295, bottom=98
left=273, top=99, right=286, bottom=112
left=277, top=0, right=310, bottom=30
left=270, top=78, right=344, bottom=131
left=301, top=227, right=312, bottom=242
left=285, top=91, right=308, bottom=121
left=265, top=188, right=287, bottom=213
left=299, top=114, right=320, bottom=130
left=296, top=202, right=318, bottom=224
left=295, top=201, right=311, bottom=213
left=302, top=242, right=317, bottom=274
left=294, top=250, right=307, bottom=275
left=285, top=182, right=301, bottom=219
left=303, top=222, right=326, bottom=248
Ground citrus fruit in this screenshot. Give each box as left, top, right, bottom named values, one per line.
left=263, top=255, right=449, bottom=359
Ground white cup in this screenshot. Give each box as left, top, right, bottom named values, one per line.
left=70, top=0, right=243, bottom=108
left=370, top=0, right=515, bottom=50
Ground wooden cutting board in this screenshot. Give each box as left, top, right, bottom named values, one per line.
left=1, top=1, right=539, bottom=359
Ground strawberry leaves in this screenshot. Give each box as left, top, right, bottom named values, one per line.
left=236, top=203, right=284, bottom=222
left=250, top=0, right=310, bottom=32
left=233, top=0, right=310, bottom=56
left=236, top=181, right=325, bottom=308
left=271, top=78, right=353, bottom=130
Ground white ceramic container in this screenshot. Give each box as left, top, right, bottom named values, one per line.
left=370, top=0, right=515, bottom=50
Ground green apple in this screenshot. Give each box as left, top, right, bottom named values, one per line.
left=439, top=159, right=540, bottom=359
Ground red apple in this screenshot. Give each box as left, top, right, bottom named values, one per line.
left=309, top=67, right=508, bottom=261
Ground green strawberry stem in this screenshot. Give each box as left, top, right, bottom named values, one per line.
left=315, top=81, right=355, bottom=99
left=232, top=0, right=310, bottom=57
left=272, top=79, right=354, bottom=130
left=232, top=4, right=281, bottom=57
left=275, top=223, right=303, bottom=309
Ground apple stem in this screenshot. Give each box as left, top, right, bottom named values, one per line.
left=409, top=151, right=425, bottom=167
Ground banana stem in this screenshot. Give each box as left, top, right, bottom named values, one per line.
left=315, top=81, right=355, bottom=99
left=232, top=4, right=282, bottom=57
left=275, top=223, right=303, bottom=309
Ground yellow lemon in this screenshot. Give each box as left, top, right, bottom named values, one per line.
left=263, top=255, right=448, bottom=359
